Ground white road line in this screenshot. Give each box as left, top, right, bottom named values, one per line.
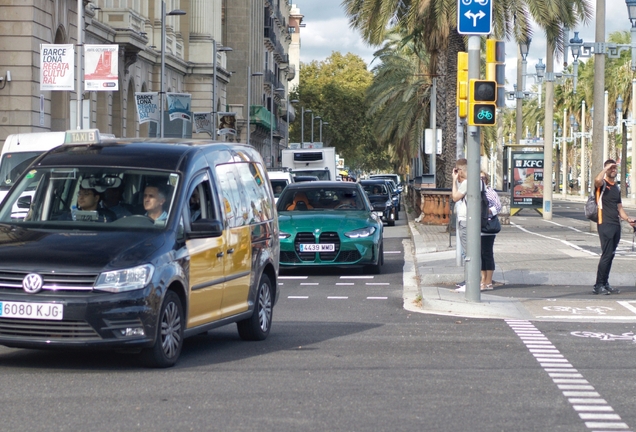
left=279, top=276, right=308, bottom=279
left=367, top=296, right=388, bottom=300
left=336, top=283, right=355, bottom=286
left=511, top=223, right=599, bottom=256
left=288, top=296, right=309, bottom=299
left=300, top=283, right=319, bottom=286
left=616, top=300, right=636, bottom=315
left=327, top=296, right=348, bottom=299
left=340, top=276, right=374, bottom=279
left=383, top=251, right=401, bottom=254
left=365, top=282, right=390, bottom=286
left=507, top=320, right=629, bottom=431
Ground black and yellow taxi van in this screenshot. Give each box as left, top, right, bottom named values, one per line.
left=0, top=130, right=279, bottom=367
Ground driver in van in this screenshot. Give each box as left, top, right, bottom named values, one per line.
left=144, top=184, right=168, bottom=222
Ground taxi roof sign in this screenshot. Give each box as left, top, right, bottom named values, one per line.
left=65, top=129, right=101, bottom=145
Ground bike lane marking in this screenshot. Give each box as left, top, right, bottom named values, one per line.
left=506, top=320, right=630, bottom=431
left=521, top=299, right=636, bottom=321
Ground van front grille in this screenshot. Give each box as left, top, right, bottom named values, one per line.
left=0, top=318, right=101, bottom=340
left=0, top=270, right=97, bottom=291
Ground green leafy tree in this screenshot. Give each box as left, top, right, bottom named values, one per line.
left=290, top=52, right=392, bottom=173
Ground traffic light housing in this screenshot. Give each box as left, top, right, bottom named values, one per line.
left=469, top=80, right=497, bottom=126
left=486, top=39, right=506, bottom=108
left=456, top=52, right=468, bottom=118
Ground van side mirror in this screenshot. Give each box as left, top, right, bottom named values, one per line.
left=187, top=218, right=223, bottom=239
left=17, top=195, right=32, bottom=209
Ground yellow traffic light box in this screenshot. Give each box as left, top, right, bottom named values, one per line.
left=456, top=52, right=468, bottom=118
left=468, top=79, right=497, bottom=126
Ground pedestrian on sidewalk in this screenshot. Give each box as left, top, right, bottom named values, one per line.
left=452, top=158, right=468, bottom=290
left=480, top=171, right=501, bottom=291
left=592, top=159, right=636, bottom=295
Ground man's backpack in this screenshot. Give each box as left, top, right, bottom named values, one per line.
left=584, top=182, right=606, bottom=222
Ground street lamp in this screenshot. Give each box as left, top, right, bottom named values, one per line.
left=271, top=87, right=285, bottom=168
left=516, top=37, right=531, bottom=143
left=301, top=107, right=312, bottom=145
left=286, top=99, right=299, bottom=148
left=159, top=1, right=186, bottom=138
left=246, top=68, right=263, bottom=145
left=319, top=120, right=329, bottom=143
left=311, top=114, right=321, bottom=143
left=212, top=40, right=232, bottom=137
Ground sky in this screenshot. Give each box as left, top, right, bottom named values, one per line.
left=291, top=0, right=631, bottom=108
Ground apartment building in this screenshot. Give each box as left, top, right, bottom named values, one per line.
left=0, top=0, right=295, bottom=167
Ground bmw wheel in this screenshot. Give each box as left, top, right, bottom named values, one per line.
left=237, top=274, right=273, bottom=341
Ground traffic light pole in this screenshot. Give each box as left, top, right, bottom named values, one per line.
left=465, top=35, right=482, bottom=302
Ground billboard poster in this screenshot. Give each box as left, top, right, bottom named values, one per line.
left=193, top=112, right=213, bottom=135
left=134, top=92, right=160, bottom=124
left=166, top=92, right=192, bottom=122
left=40, top=44, right=74, bottom=91
left=84, top=45, right=119, bottom=91
left=217, top=112, right=237, bottom=135
left=511, top=152, right=544, bottom=208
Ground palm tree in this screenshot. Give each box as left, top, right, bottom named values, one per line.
left=342, top=0, right=593, bottom=188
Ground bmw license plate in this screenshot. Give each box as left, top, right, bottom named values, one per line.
left=0, top=301, right=64, bottom=320
left=299, top=243, right=335, bottom=252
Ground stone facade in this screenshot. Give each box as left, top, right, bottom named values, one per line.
left=0, top=0, right=294, bottom=165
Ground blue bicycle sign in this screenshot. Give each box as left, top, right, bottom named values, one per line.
left=457, top=0, right=493, bottom=35
left=477, top=109, right=493, bottom=120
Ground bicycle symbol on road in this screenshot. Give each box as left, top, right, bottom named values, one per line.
left=543, top=305, right=615, bottom=315
left=477, top=109, right=493, bottom=121
left=571, top=331, right=636, bottom=343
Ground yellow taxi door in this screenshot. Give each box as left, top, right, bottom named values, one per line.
left=220, top=224, right=252, bottom=318
left=185, top=178, right=226, bottom=328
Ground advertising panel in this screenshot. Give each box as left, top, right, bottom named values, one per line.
left=166, top=93, right=192, bottom=122
left=84, top=45, right=119, bottom=91
left=193, top=112, right=213, bottom=135
left=134, top=92, right=160, bottom=124
left=511, top=152, right=544, bottom=208
left=40, top=44, right=74, bottom=91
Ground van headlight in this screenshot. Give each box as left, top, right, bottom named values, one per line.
left=344, top=226, right=376, bottom=238
left=94, top=264, right=154, bottom=293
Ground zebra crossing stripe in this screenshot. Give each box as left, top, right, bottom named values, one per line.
left=505, top=320, right=630, bottom=431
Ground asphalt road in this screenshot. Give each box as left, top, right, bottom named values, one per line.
left=1, top=211, right=635, bottom=431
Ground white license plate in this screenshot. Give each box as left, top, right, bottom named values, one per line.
left=299, top=243, right=335, bottom=252
left=0, top=301, right=64, bottom=320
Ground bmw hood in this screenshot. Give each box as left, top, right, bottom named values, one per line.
left=0, top=224, right=167, bottom=273
left=278, top=211, right=376, bottom=233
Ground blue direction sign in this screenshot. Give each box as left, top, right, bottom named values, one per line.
left=457, top=0, right=493, bottom=35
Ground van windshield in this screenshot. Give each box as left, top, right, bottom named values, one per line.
left=0, top=152, right=43, bottom=190
left=0, top=166, right=180, bottom=230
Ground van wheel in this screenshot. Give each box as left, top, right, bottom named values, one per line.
left=141, top=291, right=184, bottom=368
left=237, top=274, right=273, bottom=341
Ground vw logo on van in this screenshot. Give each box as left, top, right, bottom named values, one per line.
left=23, top=273, right=43, bottom=294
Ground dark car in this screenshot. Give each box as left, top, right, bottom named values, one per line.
left=293, top=175, right=320, bottom=183
left=360, top=179, right=396, bottom=226
left=382, top=179, right=401, bottom=219
left=0, top=129, right=280, bottom=368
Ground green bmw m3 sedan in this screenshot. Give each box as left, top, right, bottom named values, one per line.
left=276, top=181, right=384, bottom=274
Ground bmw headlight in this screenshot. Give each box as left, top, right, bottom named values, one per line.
left=279, top=231, right=291, bottom=239
left=94, top=264, right=154, bottom=293
left=345, top=226, right=376, bottom=238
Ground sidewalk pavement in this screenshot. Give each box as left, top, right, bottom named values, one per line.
left=403, top=196, right=636, bottom=322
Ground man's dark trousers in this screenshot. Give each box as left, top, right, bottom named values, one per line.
left=596, top=223, right=621, bottom=286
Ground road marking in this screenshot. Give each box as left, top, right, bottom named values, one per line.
left=365, top=282, right=390, bottom=286
left=336, top=283, right=355, bottom=286
left=367, top=296, right=388, bottom=300
left=506, top=320, right=629, bottom=431
left=288, top=296, right=309, bottom=299
left=300, top=283, right=319, bottom=286
left=279, top=276, right=308, bottom=279
left=340, top=276, right=374, bottom=279
left=327, top=296, right=348, bottom=299
left=511, top=223, right=598, bottom=256
left=617, top=301, right=636, bottom=315
left=384, top=251, right=401, bottom=254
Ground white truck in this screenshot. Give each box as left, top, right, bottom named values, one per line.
left=281, top=147, right=337, bottom=181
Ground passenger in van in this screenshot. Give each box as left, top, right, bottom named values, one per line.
left=102, top=184, right=132, bottom=219
left=59, top=187, right=115, bottom=222
left=144, top=184, right=168, bottom=222
left=189, top=188, right=201, bottom=222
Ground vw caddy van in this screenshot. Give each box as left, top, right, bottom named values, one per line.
left=0, top=130, right=279, bottom=367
